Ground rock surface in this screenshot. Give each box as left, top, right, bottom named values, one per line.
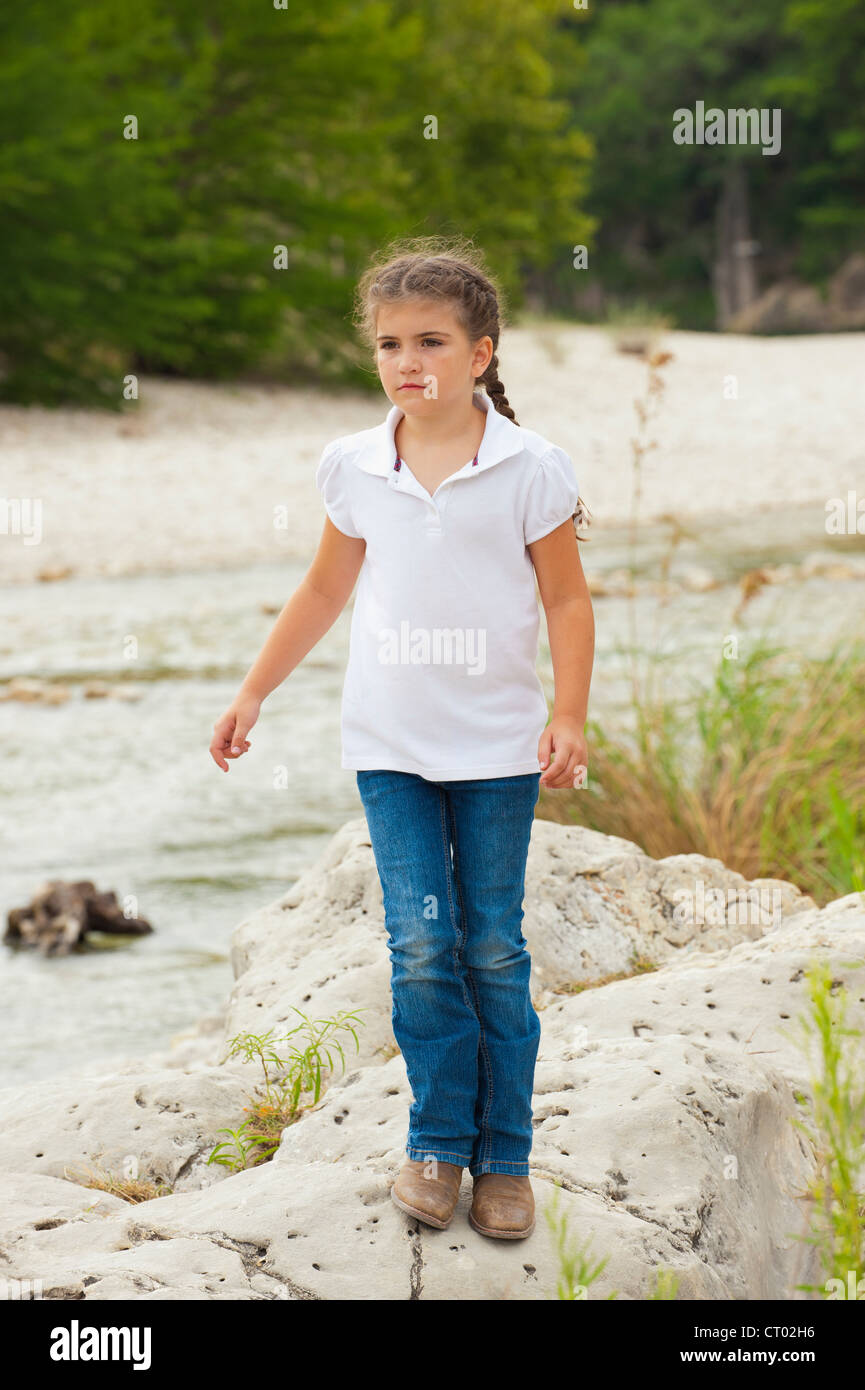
left=728, top=256, right=865, bottom=333
left=0, top=817, right=861, bottom=1300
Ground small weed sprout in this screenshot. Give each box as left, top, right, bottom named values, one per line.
left=208, top=1007, right=366, bottom=1172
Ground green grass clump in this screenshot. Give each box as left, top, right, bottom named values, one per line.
left=540, top=640, right=865, bottom=906
left=539, top=348, right=864, bottom=908
left=208, top=1007, right=365, bottom=1172
left=786, top=959, right=865, bottom=1298
left=542, top=1181, right=617, bottom=1300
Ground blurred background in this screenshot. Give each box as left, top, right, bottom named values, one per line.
left=1, top=0, right=863, bottom=1085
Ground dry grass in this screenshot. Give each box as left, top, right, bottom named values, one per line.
left=63, top=1162, right=172, bottom=1203
left=539, top=641, right=865, bottom=906
left=539, top=348, right=864, bottom=906
left=550, top=954, right=659, bottom=995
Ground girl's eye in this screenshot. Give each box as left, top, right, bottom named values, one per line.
left=379, top=338, right=442, bottom=350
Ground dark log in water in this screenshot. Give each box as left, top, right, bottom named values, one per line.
left=5, top=880, right=153, bottom=957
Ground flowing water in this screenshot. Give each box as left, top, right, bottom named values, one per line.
left=1, top=505, right=862, bottom=1087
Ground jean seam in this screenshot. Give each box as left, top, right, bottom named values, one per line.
left=470, top=1159, right=532, bottom=1170
left=406, top=1146, right=472, bottom=1163
left=434, top=787, right=479, bottom=1162
left=469, top=1162, right=530, bottom=1177
left=449, top=797, right=495, bottom=1170
left=438, top=789, right=473, bottom=1017
left=465, top=965, right=493, bottom=1166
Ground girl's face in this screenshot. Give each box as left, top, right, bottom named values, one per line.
left=375, top=298, right=493, bottom=414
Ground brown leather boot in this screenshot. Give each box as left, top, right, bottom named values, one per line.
left=390, top=1157, right=464, bottom=1230
left=469, top=1173, right=535, bottom=1239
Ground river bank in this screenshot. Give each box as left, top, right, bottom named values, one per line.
left=1, top=325, right=862, bottom=1087
left=2, top=326, right=863, bottom=587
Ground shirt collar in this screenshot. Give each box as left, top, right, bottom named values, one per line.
left=350, top=389, right=524, bottom=479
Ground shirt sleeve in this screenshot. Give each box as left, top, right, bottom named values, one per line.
left=314, top=439, right=362, bottom=539
left=523, top=445, right=579, bottom=545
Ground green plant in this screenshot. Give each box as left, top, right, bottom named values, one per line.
left=784, top=959, right=865, bottom=1298
left=206, top=1124, right=281, bottom=1173
left=541, top=638, right=865, bottom=906
left=208, top=1007, right=365, bottom=1172
left=823, top=780, right=865, bottom=895
left=543, top=1181, right=617, bottom=1300
left=647, top=1266, right=681, bottom=1299
left=539, top=343, right=865, bottom=906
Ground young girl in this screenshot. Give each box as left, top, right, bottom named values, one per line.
left=210, top=240, right=594, bottom=1241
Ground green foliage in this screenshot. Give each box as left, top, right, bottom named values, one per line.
left=542, top=1181, right=617, bottom=1299
left=539, top=352, right=865, bottom=905
left=207, top=1007, right=365, bottom=1173
left=775, top=0, right=865, bottom=273
left=207, top=1123, right=280, bottom=1173
left=559, top=0, right=863, bottom=323
left=785, top=959, right=865, bottom=1297
left=1, top=0, right=857, bottom=399
left=0, top=0, right=592, bottom=406
left=0, top=0, right=409, bottom=404
left=647, top=1266, right=681, bottom=1300
left=560, top=637, right=865, bottom=905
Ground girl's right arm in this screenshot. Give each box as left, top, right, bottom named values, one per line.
left=209, top=518, right=366, bottom=771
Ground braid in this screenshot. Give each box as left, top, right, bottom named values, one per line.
left=455, top=273, right=518, bottom=423
left=478, top=353, right=518, bottom=423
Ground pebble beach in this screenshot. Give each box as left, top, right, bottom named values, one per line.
left=2, top=325, right=863, bottom=586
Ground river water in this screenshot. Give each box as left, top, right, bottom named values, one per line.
left=1, top=504, right=862, bottom=1087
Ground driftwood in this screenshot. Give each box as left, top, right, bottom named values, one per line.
left=5, top=880, right=153, bottom=957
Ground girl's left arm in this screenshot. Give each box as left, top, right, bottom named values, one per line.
left=528, top=521, right=595, bottom=789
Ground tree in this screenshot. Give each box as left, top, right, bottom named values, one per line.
left=552, top=0, right=856, bottom=327
left=0, top=0, right=595, bottom=406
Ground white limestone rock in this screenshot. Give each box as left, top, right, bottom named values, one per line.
left=0, top=1064, right=252, bottom=1194
left=0, top=818, right=855, bottom=1301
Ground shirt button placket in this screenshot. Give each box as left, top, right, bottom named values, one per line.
left=430, top=451, right=476, bottom=536
left=425, top=500, right=442, bottom=537
left=393, top=446, right=478, bottom=536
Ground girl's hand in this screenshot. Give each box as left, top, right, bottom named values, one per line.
left=209, top=694, right=261, bottom=772
left=538, top=716, right=588, bottom=790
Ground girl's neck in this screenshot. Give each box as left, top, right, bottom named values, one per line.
left=394, top=394, right=485, bottom=457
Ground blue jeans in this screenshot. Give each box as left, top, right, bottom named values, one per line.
left=355, top=769, right=542, bottom=1177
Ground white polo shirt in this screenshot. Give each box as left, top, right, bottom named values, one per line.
left=314, top=389, right=579, bottom=781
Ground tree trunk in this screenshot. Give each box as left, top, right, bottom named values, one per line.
left=712, top=162, right=760, bottom=328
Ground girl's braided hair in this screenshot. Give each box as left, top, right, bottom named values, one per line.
left=353, top=234, right=591, bottom=538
